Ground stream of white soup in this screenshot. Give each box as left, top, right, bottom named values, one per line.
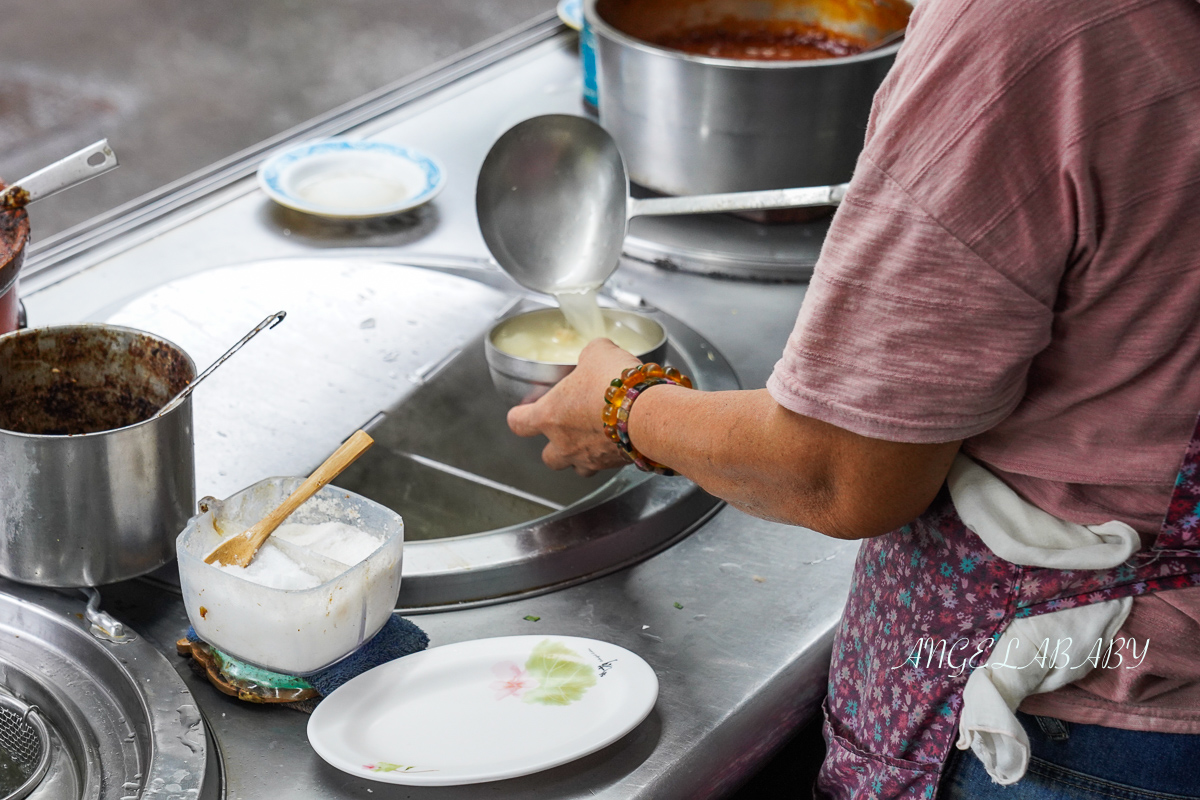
left=492, top=288, right=658, bottom=364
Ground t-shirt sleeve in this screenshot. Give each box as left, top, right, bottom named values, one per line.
left=765, top=0, right=1100, bottom=444
left=767, top=155, right=1055, bottom=443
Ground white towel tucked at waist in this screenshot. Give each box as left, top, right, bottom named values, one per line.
left=947, top=454, right=1139, bottom=785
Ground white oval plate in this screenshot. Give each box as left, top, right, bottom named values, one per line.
left=257, top=140, right=444, bottom=219
left=307, top=635, right=658, bottom=786
left=557, top=0, right=582, bottom=30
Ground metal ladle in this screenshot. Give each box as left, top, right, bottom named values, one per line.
left=476, top=114, right=847, bottom=294
left=155, top=311, right=286, bottom=418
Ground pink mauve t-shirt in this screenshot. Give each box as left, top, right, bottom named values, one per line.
left=767, top=0, right=1200, bottom=732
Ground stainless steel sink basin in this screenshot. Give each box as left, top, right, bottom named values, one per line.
left=0, top=583, right=216, bottom=800
left=106, top=257, right=739, bottom=612
left=338, top=336, right=601, bottom=536
left=344, top=307, right=737, bottom=609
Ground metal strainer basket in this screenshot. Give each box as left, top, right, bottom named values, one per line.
left=0, top=695, right=49, bottom=800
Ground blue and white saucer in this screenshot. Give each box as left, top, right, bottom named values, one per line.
left=257, top=140, right=445, bottom=219
left=557, top=0, right=583, bottom=31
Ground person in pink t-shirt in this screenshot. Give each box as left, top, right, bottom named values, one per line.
left=509, top=0, right=1200, bottom=795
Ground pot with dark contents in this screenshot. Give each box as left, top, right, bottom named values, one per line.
left=0, top=324, right=196, bottom=587
left=586, top=0, right=910, bottom=208
left=0, top=197, right=30, bottom=335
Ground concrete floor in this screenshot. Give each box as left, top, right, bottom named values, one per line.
left=0, top=0, right=549, bottom=241
left=0, top=2, right=825, bottom=795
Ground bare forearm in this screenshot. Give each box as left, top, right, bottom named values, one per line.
left=628, top=386, right=960, bottom=538
left=506, top=339, right=960, bottom=535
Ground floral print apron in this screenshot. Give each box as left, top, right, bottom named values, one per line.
left=816, top=417, right=1200, bottom=799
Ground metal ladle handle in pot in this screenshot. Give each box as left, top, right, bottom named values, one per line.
left=0, top=140, right=120, bottom=210
left=477, top=115, right=851, bottom=296
left=628, top=183, right=848, bottom=219
left=156, top=311, right=287, bottom=418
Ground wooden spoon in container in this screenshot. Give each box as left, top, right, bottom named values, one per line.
left=204, top=430, right=374, bottom=568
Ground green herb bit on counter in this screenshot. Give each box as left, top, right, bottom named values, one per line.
left=524, top=615, right=541, bottom=622
left=674, top=602, right=684, bottom=609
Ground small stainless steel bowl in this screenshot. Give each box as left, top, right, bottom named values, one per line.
left=485, top=307, right=668, bottom=405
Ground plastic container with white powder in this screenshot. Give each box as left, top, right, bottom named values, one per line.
left=177, top=477, right=404, bottom=674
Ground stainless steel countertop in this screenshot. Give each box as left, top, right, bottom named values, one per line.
left=19, top=18, right=856, bottom=799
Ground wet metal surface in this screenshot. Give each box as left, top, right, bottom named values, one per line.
left=105, top=259, right=514, bottom=502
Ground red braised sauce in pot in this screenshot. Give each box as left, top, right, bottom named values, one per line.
left=598, top=0, right=912, bottom=63
left=652, top=21, right=869, bottom=60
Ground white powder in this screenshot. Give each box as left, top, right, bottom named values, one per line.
left=215, top=544, right=322, bottom=590
left=214, top=522, right=382, bottom=590
left=272, top=521, right=382, bottom=566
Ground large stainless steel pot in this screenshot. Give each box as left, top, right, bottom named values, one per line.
left=0, top=324, right=196, bottom=587
left=586, top=0, right=907, bottom=196
left=0, top=206, right=30, bottom=335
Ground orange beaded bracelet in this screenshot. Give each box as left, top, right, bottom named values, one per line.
left=601, top=362, right=694, bottom=475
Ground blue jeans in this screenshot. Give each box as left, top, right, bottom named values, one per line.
left=939, top=711, right=1200, bottom=799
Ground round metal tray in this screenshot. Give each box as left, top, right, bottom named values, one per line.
left=107, top=257, right=739, bottom=611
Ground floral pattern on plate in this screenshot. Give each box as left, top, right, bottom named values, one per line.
left=362, top=763, right=436, bottom=774
left=490, top=639, right=598, bottom=705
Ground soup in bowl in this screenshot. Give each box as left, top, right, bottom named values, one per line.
left=485, top=307, right=668, bottom=405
